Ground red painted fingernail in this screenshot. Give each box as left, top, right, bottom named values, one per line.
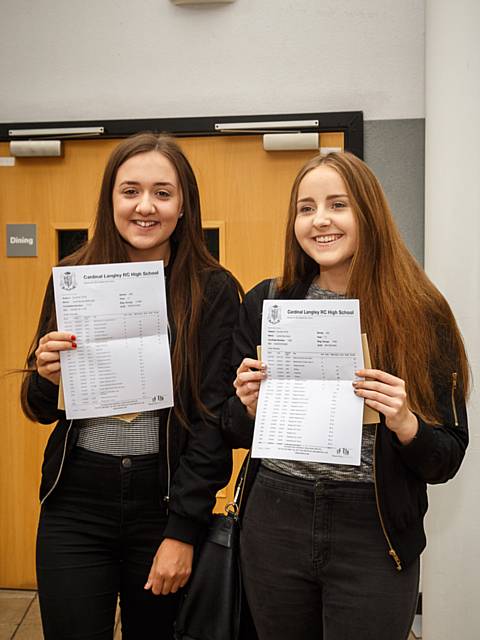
left=72, top=342, right=77, bottom=349
left=71, top=335, right=76, bottom=341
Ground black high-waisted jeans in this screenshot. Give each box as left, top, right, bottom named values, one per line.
left=240, top=465, right=419, bottom=640
left=37, top=447, right=180, bottom=640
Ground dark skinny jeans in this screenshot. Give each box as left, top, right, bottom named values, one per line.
left=36, top=447, right=180, bottom=640
left=240, top=465, right=419, bottom=640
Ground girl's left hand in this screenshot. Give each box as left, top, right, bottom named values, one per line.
left=144, top=538, right=193, bottom=595
left=353, top=368, right=418, bottom=445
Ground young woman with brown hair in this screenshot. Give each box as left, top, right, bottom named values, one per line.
left=21, top=134, right=240, bottom=639
left=223, top=151, right=469, bottom=640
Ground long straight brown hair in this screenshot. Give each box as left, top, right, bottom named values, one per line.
left=281, top=152, right=469, bottom=424
left=21, top=133, right=241, bottom=424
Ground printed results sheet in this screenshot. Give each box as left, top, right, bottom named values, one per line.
left=252, top=299, right=364, bottom=465
left=52, top=261, right=173, bottom=419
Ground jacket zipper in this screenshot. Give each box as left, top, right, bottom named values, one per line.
left=163, top=407, right=173, bottom=514
left=373, top=424, right=403, bottom=571
left=163, top=313, right=173, bottom=514
left=451, top=372, right=459, bottom=426
left=40, top=419, right=74, bottom=505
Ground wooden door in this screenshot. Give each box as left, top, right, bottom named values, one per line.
left=0, top=132, right=343, bottom=587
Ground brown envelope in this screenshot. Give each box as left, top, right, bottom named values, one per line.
left=361, top=334, right=380, bottom=424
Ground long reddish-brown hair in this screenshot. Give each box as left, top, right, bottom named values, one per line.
left=281, top=151, right=469, bottom=423
left=21, top=133, right=241, bottom=424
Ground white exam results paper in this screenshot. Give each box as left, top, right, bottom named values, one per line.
left=252, top=299, right=364, bottom=465
left=52, top=261, right=173, bottom=419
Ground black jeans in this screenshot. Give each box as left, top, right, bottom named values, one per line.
left=240, top=466, right=419, bottom=640
left=37, top=447, right=180, bottom=640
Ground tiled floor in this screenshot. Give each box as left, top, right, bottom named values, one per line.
left=0, top=590, right=121, bottom=639
left=0, top=589, right=418, bottom=638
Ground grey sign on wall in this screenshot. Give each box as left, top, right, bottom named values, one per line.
left=6, top=224, right=37, bottom=257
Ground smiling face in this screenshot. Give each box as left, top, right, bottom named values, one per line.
left=112, top=150, right=183, bottom=263
left=294, top=165, right=358, bottom=292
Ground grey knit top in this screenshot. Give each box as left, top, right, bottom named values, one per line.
left=76, top=410, right=160, bottom=455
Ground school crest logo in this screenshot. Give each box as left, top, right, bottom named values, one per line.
left=267, top=304, right=281, bottom=325
left=60, top=271, right=77, bottom=291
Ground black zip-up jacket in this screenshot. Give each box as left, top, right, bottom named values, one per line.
left=26, top=268, right=239, bottom=546
left=222, top=278, right=469, bottom=570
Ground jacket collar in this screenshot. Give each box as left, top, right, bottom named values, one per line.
left=281, top=273, right=318, bottom=300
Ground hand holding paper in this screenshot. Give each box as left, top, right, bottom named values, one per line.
left=353, top=368, right=417, bottom=443
left=233, top=356, right=266, bottom=418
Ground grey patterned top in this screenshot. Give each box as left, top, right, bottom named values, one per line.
left=262, top=282, right=375, bottom=482
left=76, top=410, right=160, bottom=455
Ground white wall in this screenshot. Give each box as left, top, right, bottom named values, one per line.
left=0, top=0, right=424, bottom=123
left=424, top=1, right=480, bottom=638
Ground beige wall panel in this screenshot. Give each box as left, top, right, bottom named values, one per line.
left=0, top=132, right=344, bottom=586
left=0, top=140, right=116, bottom=587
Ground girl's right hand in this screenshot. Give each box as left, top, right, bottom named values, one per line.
left=233, top=358, right=266, bottom=418
left=35, top=332, right=77, bottom=386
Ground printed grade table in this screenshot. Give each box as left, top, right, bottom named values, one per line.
left=252, top=300, right=365, bottom=465
left=63, top=309, right=165, bottom=414
left=53, top=261, right=173, bottom=419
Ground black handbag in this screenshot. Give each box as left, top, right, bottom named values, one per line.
left=174, top=456, right=254, bottom=640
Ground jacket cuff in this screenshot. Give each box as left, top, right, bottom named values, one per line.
left=26, top=372, right=63, bottom=424
left=34, top=372, right=59, bottom=399
left=392, top=418, right=435, bottom=464
left=222, top=396, right=255, bottom=449
left=163, top=512, right=206, bottom=547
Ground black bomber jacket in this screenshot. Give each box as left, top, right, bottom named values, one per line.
left=26, top=268, right=239, bottom=546
left=222, top=278, right=469, bottom=570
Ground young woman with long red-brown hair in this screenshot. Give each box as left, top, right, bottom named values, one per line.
left=21, top=133, right=241, bottom=639
left=223, top=151, right=469, bottom=640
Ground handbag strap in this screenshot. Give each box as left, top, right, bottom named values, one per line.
left=268, top=277, right=278, bottom=299
left=226, top=451, right=251, bottom=517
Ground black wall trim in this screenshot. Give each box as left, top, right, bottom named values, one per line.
left=0, top=111, right=363, bottom=158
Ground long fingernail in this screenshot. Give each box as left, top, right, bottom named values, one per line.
left=71, top=335, right=76, bottom=341
left=72, top=342, right=77, bottom=349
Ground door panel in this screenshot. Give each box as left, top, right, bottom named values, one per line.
left=0, top=132, right=343, bottom=587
